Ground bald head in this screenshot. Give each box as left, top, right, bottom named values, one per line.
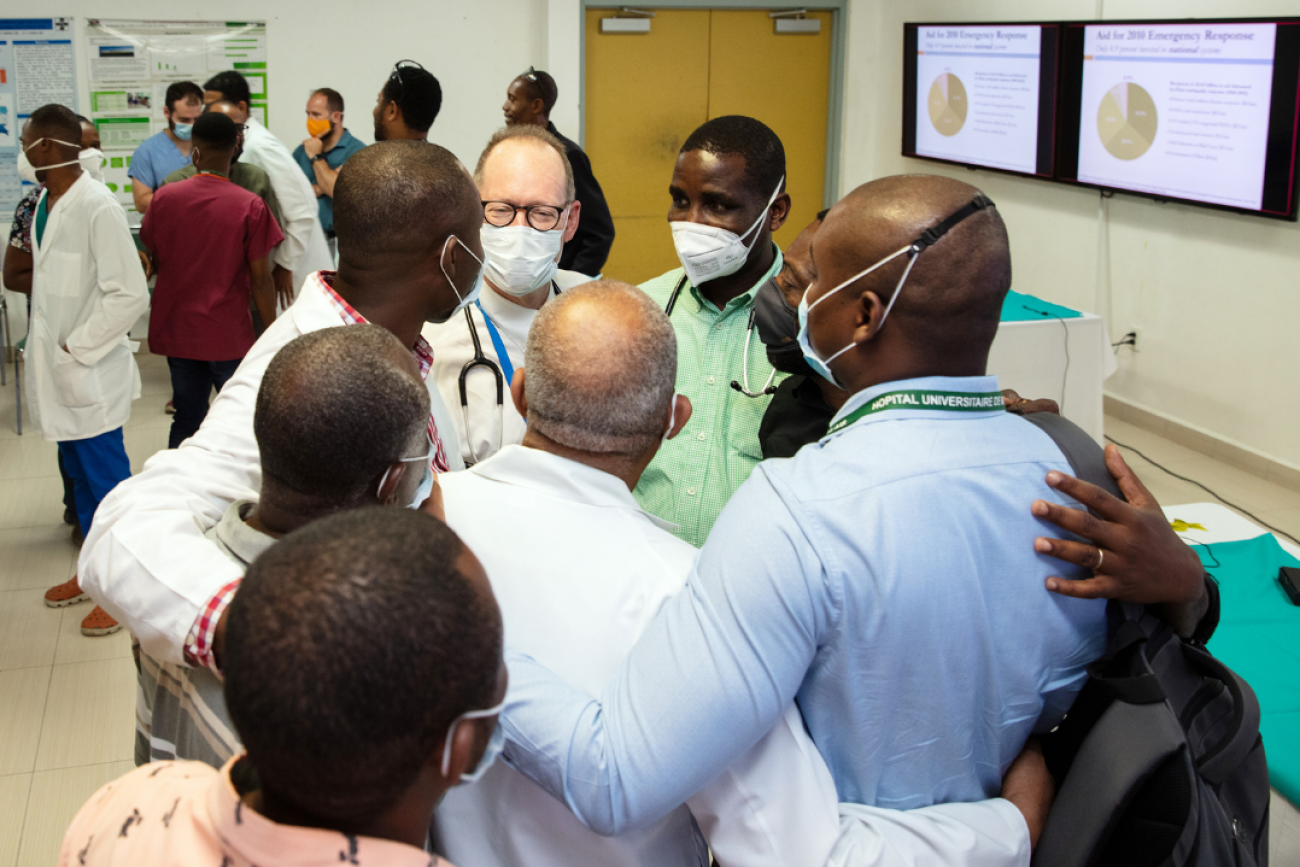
left=333, top=141, right=480, bottom=270
left=204, top=98, right=247, bottom=124
left=524, top=281, right=676, bottom=455
left=814, top=175, right=1010, bottom=361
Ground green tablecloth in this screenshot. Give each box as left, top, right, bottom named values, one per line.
left=1193, top=533, right=1300, bottom=802
left=1000, top=290, right=1083, bottom=322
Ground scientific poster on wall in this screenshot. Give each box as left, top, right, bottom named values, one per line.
left=82, top=19, right=268, bottom=219
left=0, top=17, right=78, bottom=223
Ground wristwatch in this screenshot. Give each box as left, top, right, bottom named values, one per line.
left=311, top=153, right=328, bottom=163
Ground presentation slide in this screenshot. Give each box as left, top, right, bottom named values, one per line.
left=914, top=25, right=1043, bottom=174
left=1076, top=22, right=1277, bottom=211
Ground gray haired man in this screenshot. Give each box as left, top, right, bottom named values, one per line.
left=434, top=280, right=1049, bottom=867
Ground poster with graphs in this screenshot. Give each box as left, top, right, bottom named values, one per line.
left=0, top=18, right=77, bottom=222
left=82, top=19, right=269, bottom=219
left=913, top=24, right=1043, bottom=174
left=1077, top=22, right=1276, bottom=211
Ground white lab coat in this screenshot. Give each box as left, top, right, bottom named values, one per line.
left=423, top=270, right=591, bottom=465
left=27, top=173, right=148, bottom=442
left=80, top=272, right=464, bottom=664
left=437, top=446, right=1030, bottom=867
left=239, top=119, right=333, bottom=279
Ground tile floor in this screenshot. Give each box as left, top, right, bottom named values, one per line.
left=0, top=351, right=1297, bottom=866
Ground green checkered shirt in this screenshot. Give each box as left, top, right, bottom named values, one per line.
left=634, top=248, right=787, bottom=547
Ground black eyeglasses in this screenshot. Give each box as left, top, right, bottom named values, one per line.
left=390, top=59, right=425, bottom=100
left=482, top=200, right=567, bottom=231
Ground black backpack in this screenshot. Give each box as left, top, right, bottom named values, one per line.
left=1021, top=412, right=1271, bottom=867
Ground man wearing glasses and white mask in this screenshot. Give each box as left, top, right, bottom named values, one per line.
left=425, top=125, right=588, bottom=467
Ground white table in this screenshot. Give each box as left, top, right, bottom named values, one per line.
left=1160, top=501, right=1300, bottom=558
left=987, top=311, right=1117, bottom=444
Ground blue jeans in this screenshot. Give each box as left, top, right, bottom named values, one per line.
left=58, top=428, right=131, bottom=535
left=167, top=357, right=242, bottom=449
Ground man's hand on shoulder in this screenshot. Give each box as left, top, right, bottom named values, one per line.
left=1030, top=444, right=1209, bottom=635
left=1002, top=388, right=1060, bottom=417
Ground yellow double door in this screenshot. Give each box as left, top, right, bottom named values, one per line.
left=584, top=8, right=833, bottom=284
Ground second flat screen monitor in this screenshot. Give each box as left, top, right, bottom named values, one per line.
left=1072, top=22, right=1282, bottom=213
left=905, top=24, right=1058, bottom=176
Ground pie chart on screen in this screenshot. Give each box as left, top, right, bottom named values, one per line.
left=1097, top=82, right=1158, bottom=160
left=928, top=73, right=967, bottom=137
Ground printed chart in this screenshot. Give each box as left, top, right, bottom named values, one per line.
left=1097, top=82, right=1158, bottom=160
left=928, top=73, right=968, bottom=136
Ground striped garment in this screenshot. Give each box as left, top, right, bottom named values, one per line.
left=135, top=501, right=272, bottom=768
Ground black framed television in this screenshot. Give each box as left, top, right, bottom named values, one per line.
left=1055, top=18, right=1300, bottom=220
left=902, top=22, right=1061, bottom=178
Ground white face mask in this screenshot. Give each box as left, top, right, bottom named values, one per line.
left=17, top=138, right=82, bottom=184
left=480, top=210, right=568, bottom=297
left=441, top=701, right=506, bottom=784
left=79, top=148, right=106, bottom=184
left=439, top=235, right=485, bottom=320
left=670, top=176, right=784, bottom=286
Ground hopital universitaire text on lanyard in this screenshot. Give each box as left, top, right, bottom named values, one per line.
left=826, top=390, right=1005, bottom=436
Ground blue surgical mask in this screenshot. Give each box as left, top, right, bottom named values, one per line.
left=796, top=243, right=920, bottom=389
left=441, top=700, right=506, bottom=784
left=172, top=122, right=193, bottom=141
left=797, top=194, right=995, bottom=388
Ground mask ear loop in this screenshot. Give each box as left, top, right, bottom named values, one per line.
left=738, top=175, right=787, bottom=249
left=873, top=247, right=922, bottom=332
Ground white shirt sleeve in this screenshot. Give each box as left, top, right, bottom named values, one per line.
left=829, top=799, right=1030, bottom=867
left=243, top=128, right=320, bottom=273
left=79, top=339, right=279, bottom=664
left=686, top=704, right=1030, bottom=867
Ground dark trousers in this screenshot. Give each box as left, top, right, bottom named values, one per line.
left=58, top=428, right=131, bottom=535
left=167, top=357, right=242, bottom=449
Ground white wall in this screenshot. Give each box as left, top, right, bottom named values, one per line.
left=839, top=0, right=1300, bottom=469
left=9, top=0, right=1296, bottom=471
left=3, top=0, right=573, bottom=345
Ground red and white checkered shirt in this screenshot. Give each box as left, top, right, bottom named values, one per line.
left=184, top=271, right=452, bottom=672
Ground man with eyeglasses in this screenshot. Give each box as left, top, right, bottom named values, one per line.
left=424, top=125, right=589, bottom=466
left=375, top=60, right=442, bottom=142
left=503, top=67, right=614, bottom=278
left=631, top=115, right=792, bottom=548
left=203, top=71, right=333, bottom=309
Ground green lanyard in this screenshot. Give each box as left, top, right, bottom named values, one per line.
left=826, top=389, right=1005, bottom=436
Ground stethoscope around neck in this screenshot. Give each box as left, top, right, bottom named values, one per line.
left=664, top=275, right=777, bottom=399
left=458, top=280, right=561, bottom=465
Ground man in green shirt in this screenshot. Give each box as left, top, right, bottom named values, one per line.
left=634, top=115, right=793, bottom=547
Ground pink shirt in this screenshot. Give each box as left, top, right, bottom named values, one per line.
left=60, top=758, right=450, bottom=867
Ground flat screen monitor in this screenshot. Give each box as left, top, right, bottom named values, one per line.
left=1057, top=19, right=1300, bottom=219
left=903, top=23, right=1060, bottom=177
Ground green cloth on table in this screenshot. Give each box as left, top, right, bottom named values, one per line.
left=1190, top=532, right=1300, bottom=802
left=1000, top=290, right=1083, bottom=322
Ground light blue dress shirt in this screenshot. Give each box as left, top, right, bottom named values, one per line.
left=502, top=375, right=1108, bottom=834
